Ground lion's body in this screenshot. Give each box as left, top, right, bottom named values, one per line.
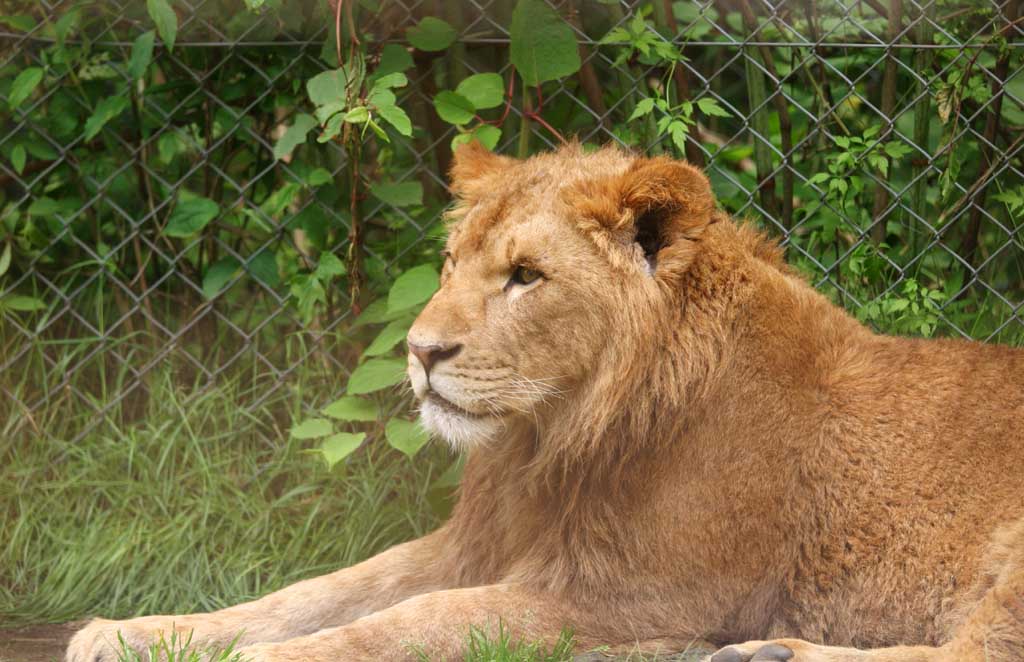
left=438, top=216, right=1024, bottom=654
left=67, top=146, right=1024, bottom=662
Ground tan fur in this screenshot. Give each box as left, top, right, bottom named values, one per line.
left=67, top=145, right=1024, bottom=662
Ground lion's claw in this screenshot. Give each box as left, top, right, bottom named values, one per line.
left=710, top=643, right=794, bottom=662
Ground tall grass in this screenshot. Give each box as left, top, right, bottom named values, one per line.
left=0, top=340, right=447, bottom=624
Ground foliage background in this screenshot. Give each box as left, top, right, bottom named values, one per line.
left=0, top=0, right=1022, bottom=626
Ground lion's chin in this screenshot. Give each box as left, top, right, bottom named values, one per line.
left=418, top=396, right=500, bottom=451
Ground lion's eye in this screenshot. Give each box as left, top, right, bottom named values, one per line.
left=509, top=265, right=542, bottom=287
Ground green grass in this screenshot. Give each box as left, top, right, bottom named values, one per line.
left=109, top=626, right=579, bottom=662
left=106, top=625, right=707, bottom=662
left=0, top=346, right=449, bottom=624
left=113, top=631, right=245, bottom=662
left=413, top=625, right=578, bottom=662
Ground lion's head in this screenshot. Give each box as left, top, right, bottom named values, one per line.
left=406, top=143, right=716, bottom=449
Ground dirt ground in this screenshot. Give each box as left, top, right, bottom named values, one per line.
left=0, top=622, right=81, bottom=662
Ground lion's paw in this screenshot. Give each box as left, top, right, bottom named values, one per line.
left=708, top=641, right=795, bottom=662
left=64, top=617, right=154, bottom=662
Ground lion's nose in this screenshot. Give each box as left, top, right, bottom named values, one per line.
left=408, top=341, right=462, bottom=376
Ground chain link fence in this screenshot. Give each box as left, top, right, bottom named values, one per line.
left=1, top=0, right=1022, bottom=444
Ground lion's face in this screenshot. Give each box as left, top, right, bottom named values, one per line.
left=407, top=191, right=618, bottom=448
left=406, top=144, right=713, bottom=448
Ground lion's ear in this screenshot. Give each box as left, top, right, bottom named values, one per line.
left=449, top=140, right=514, bottom=202
left=571, top=156, right=715, bottom=279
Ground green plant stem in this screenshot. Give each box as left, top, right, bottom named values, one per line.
left=740, top=0, right=793, bottom=228
left=128, top=84, right=156, bottom=340
left=346, top=137, right=364, bottom=313
left=444, top=1, right=468, bottom=89
left=413, top=52, right=452, bottom=177
left=739, top=27, right=779, bottom=220
left=871, top=0, right=903, bottom=245
left=909, top=1, right=935, bottom=254
left=517, top=85, right=531, bottom=158
left=567, top=0, right=609, bottom=132
left=799, top=0, right=848, bottom=178
left=654, top=0, right=704, bottom=166
left=602, top=1, right=642, bottom=132
left=960, top=0, right=1020, bottom=267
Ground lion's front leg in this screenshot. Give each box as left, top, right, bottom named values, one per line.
left=66, top=532, right=450, bottom=662
left=235, top=584, right=585, bottom=662
left=708, top=639, right=940, bottom=662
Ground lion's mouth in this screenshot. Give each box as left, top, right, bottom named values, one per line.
left=425, top=392, right=486, bottom=419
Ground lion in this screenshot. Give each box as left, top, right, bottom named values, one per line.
left=67, top=143, right=1024, bottom=662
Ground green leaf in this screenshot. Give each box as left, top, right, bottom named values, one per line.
left=314, top=252, right=345, bottom=280
left=290, top=417, right=334, bottom=439
left=347, top=357, right=407, bottom=394
left=83, top=95, right=129, bottom=141
left=291, top=275, right=326, bottom=324
left=202, top=257, right=241, bottom=299
left=455, top=73, right=505, bottom=110
left=0, top=242, right=11, bottom=277
left=165, top=196, right=219, bottom=238
left=305, top=167, right=333, bottom=187
left=628, top=97, right=655, bottom=122
left=407, top=17, right=456, bottom=52
left=386, top=419, right=430, bottom=457
left=388, top=264, right=439, bottom=313
left=292, top=204, right=328, bottom=248
left=127, top=30, right=156, bottom=79
left=318, top=432, right=365, bottom=469
left=883, top=141, right=913, bottom=159
left=366, top=88, right=393, bottom=114
left=272, top=113, right=316, bottom=160
left=370, top=181, right=423, bottom=208
left=314, top=101, right=345, bottom=125
left=433, top=91, right=475, bottom=125
left=377, top=103, right=412, bottom=137
left=510, top=0, right=581, bottom=86
left=248, top=249, right=279, bottom=288
left=323, top=396, right=379, bottom=422
left=344, top=106, right=370, bottom=123
left=146, top=0, right=178, bottom=51
left=451, top=125, right=501, bottom=151
left=371, top=72, right=408, bottom=91
left=307, top=68, right=349, bottom=106
left=352, top=298, right=413, bottom=327
left=696, top=97, right=731, bottom=118
left=474, top=124, right=502, bottom=149
left=374, top=44, right=414, bottom=78
left=8, top=67, right=44, bottom=110
left=0, top=15, right=36, bottom=32
left=10, top=145, right=26, bottom=174
left=367, top=120, right=388, bottom=143
left=668, top=120, right=688, bottom=154
left=319, top=113, right=344, bottom=142
left=261, top=182, right=301, bottom=219
left=364, top=317, right=413, bottom=357
left=3, top=296, right=46, bottom=312
left=27, top=197, right=60, bottom=217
